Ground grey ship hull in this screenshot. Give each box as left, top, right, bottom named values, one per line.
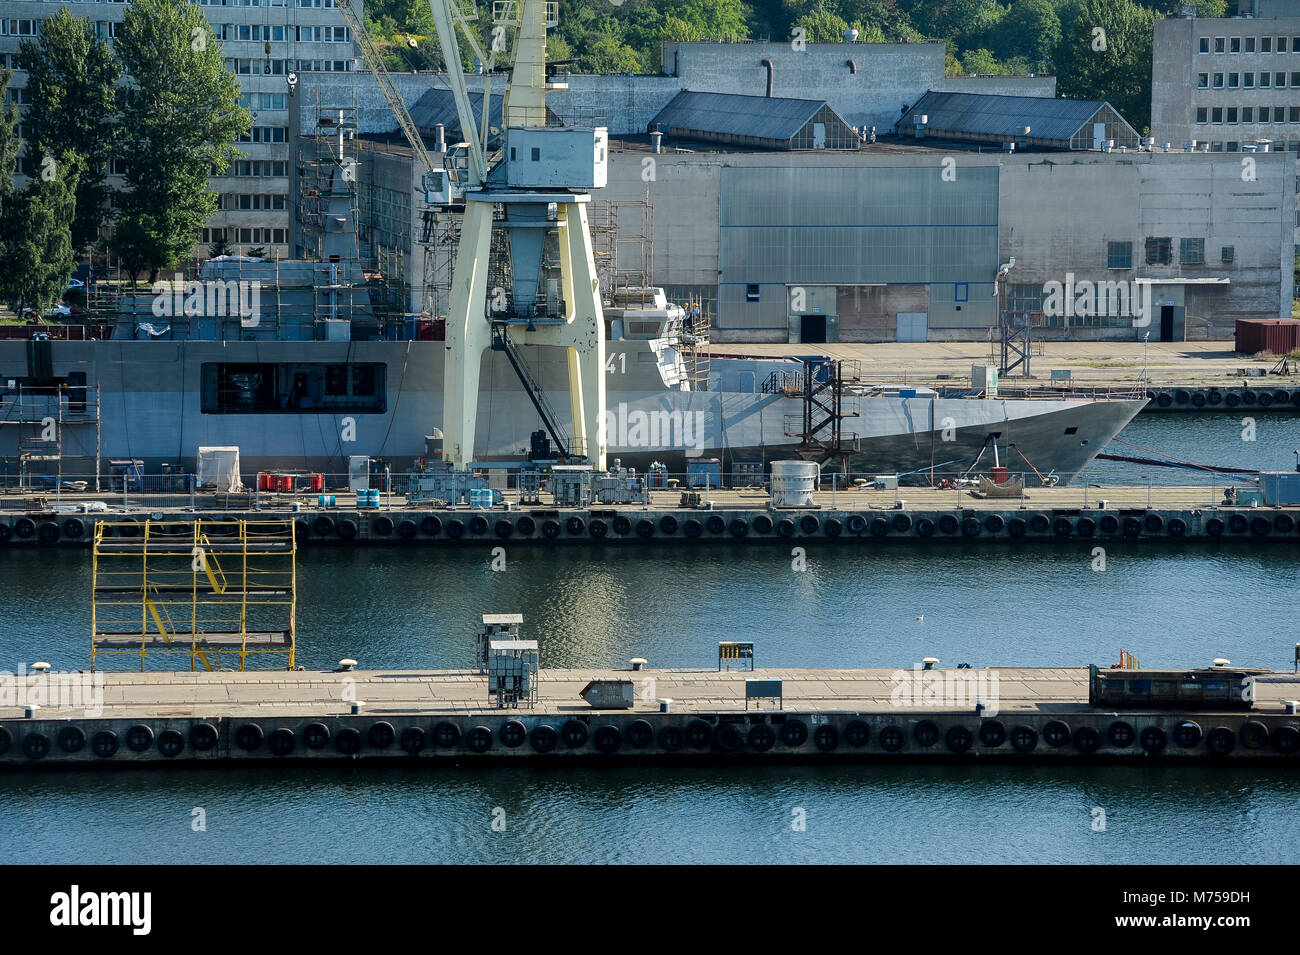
left=0, top=339, right=1144, bottom=484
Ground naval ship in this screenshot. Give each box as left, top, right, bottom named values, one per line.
left=0, top=280, right=1144, bottom=484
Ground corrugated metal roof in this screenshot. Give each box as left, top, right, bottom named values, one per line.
left=650, top=90, right=831, bottom=143
left=408, top=89, right=503, bottom=141
left=898, top=91, right=1116, bottom=144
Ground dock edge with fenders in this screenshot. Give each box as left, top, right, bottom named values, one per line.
left=3, top=664, right=1298, bottom=768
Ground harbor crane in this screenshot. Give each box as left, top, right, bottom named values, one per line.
left=428, top=0, right=608, bottom=470
left=332, top=0, right=607, bottom=469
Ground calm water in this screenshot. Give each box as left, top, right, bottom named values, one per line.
left=1, top=413, right=1298, bottom=864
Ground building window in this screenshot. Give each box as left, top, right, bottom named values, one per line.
left=745, top=284, right=760, bottom=302
left=1107, top=241, right=1132, bottom=269
left=1213, top=72, right=1224, bottom=88
left=1293, top=36, right=1300, bottom=52
left=1276, top=71, right=1287, bottom=87
left=1214, top=37, right=1225, bottom=53
left=201, top=363, right=387, bottom=414
left=1226, top=141, right=1239, bottom=151
left=1230, top=37, right=1240, bottom=53
left=1278, top=36, right=1288, bottom=52
left=1245, top=36, right=1256, bottom=53
left=1261, top=71, right=1271, bottom=87
left=1242, top=106, right=1254, bottom=122
left=1196, top=107, right=1208, bottom=124
left=1260, top=106, right=1271, bottom=121
left=1275, top=105, right=1286, bottom=122
left=1199, top=37, right=1209, bottom=53
left=1212, top=107, right=1223, bottom=123
left=1229, top=72, right=1239, bottom=88
left=1262, top=36, right=1272, bottom=53
left=1198, top=73, right=1209, bottom=88
left=1145, top=237, right=1172, bottom=265
left=1291, top=107, right=1300, bottom=123
left=1227, top=107, right=1238, bottom=123
left=1006, top=284, right=1045, bottom=315
left=1221, top=246, right=1235, bottom=263
left=1245, top=72, right=1255, bottom=87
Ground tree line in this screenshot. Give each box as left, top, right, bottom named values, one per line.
left=0, top=0, right=249, bottom=312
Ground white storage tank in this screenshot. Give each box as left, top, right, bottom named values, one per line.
left=770, top=460, right=819, bottom=507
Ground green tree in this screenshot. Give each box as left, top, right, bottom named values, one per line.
left=16, top=10, right=122, bottom=252
left=1055, top=0, right=1155, bottom=131
left=795, top=3, right=850, bottom=42
left=0, top=154, right=82, bottom=310
left=903, top=0, right=1009, bottom=42
left=207, top=233, right=231, bottom=258
left=111, top=0, right=250, bottom=281
left=0, top=70, right=20, bottom=227
left=992, top=0, right=1062, bottom=72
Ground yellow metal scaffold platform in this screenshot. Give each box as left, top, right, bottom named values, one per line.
left=91, top=519, right=297, bottom=672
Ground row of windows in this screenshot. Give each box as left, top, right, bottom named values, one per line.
left=202, top=227, right=288, bottom=245
left=1191, top=140, right=1300, bottom=152
left=1104, top=238, right=1216, bottom=268
left=200, top=0, right=338, bottom=6
left=1198, top=70, right=1300, bottom=88
left=223, top=57, right=354, bottom=73
left=237, top=126, right=289, bottom=143
left=217, top=193, right=288, bottom=210
left=238, top=92, right=290, bottom=110
left=229, top=160, right=289, bottom=177
left=1197, top=106, right=1300, bottom=124
left=1, top=19, right=39, bottom=36
left=1199, top=35, right=1300, bottom=54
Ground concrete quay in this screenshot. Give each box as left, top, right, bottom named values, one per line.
left=3, top=666, right=1298, bottom=767
left=3, top=484, right=1297, bottom=546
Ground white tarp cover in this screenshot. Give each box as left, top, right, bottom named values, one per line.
left=196, top=446, right=243, bottom=491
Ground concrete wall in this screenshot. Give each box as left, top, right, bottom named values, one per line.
left=296, top=71, right=680, bottom=138
left=1151, top=14, right=1300, bottom=248
left=932, top=75, right=1057, bottom=98
left=662, top=41, right=947, bottom=131
left=601, top=147, right=1294, bottom=343
left=999, top=152, right=1295, bottom=339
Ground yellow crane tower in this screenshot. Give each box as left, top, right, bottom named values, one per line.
left=428, top=0, right=608, bottom=470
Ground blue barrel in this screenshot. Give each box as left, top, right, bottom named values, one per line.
left=318, top=494, right=335, bottom=507
left=355, top=490, right=368, bottom=508
left=367, top=488, right=380, bottom=508
left=469, top=487, right=493, bottom=509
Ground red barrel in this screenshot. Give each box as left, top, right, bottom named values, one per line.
left=311, top=473, right=324, bottom=491
left=278, top=474, right=293, bottom=492
left=257, top=473, right=269, bottom=491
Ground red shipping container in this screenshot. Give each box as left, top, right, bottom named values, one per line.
left=1236, top=318, right=1300, bottom=355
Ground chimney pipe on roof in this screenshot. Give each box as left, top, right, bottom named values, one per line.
left=761, top=59, right=774, bottom=97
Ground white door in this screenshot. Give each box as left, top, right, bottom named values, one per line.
left=1092, top=122, right=1106, bottom=149
left=813, top=123, right=827, bottom=149
left=896, top=312, right=928, bottom=342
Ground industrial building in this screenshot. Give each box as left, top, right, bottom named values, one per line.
left=898, top=92, right=1141, bottom=151
left=1151, top=0, right=1300, bottom=245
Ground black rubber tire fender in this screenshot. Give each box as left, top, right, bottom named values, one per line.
left=780, top=719, right=809, bottom=747
left=914, top=720, right=940, bottom=747
left=747, top=723, right=776, bottom=752
left=529, top=724, right=558, bottom=753
left=127, top=724, right=156, bottom=752
left=978, top=720, right=1006, bottom=747
left=58, top=725, right=87, bottom=753
left=266, top=728, right=295, bottom=757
